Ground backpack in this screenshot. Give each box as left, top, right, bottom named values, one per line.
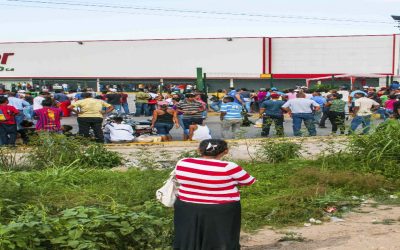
left=0, top=108, right=10, bottom=122
left=0, top=110, right=7, bottom=122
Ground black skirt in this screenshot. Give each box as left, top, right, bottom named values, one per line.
left=174, top=198, right=241, bottom=250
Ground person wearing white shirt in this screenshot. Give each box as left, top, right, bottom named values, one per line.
left=349, top=92, right=380, bottom=134
left=33, top=92, right=49, bottom=111
left=282, top=92, right=320, bottom=136
left=104, top=117, right=134, bottom=143
left=189, top=121, right=212, bottom=141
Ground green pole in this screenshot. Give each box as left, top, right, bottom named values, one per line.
left=196, top=67, right=204, bottom=92
left=270, top=74, right=274, bottom=88
left=203, top=73, right=208, bottom=94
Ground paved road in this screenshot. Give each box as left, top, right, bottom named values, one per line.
left=62, top=113, right=383, bottom=141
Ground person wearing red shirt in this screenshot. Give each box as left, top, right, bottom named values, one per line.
left=34, top=97, right=62, bottom=132
left=0, top=96, right=19, bottom=146
left=173, top=139, right=256, bottom=250
left=120, top=91, right=129, bottom=114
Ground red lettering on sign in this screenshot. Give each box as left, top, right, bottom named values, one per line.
left=0, top=53, right=15, bottom=65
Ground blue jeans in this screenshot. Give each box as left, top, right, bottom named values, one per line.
left=155, top=123, right=174, bottom=135
left=113, top=105, right=122, bottom=114
left=15, top=111, right=25, bottom=130
left=210, top=101, right=222, bottom=112
left=245, top=101, right=251, bottom=113
left=292, top=113, right=316, bottom=136
left=135, top=103, right=149, bottom=116
left=122, top=103, right=130, bottom=114
left=350, top=115, right=371, bottom=134
left=0, top=124, right=17, bottom=146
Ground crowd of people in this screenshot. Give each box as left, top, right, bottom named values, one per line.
left=0, top=81, right=400, bottom=146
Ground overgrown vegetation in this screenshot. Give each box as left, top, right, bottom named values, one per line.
left=316, top=120, right=400, bottom=179
left=256, top=140, right=301, bottom=163
left=0, top=122, right=399, bottom=248
left=25, top=133, right=123, bottom=170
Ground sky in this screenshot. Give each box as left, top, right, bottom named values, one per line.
left=0, top=0, right=400, bottom=42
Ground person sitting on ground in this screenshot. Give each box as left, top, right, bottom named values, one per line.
left=189, top=120, right=211, bottom=141
left=61, top=125, right=74, bottom=137
left=104, top=116, right=134, bottom=143
left=18, top=120, right=36, bottom=144
left=34, top=97, right=63, bottom=132
left=151, top=104, right=179, bottom=142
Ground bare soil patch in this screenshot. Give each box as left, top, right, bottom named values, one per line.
left=241, top=204, right=400, bottom=250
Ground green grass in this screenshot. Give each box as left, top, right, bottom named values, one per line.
left=1, top=122, right=400, bottom=248
left=1, top=160, right=398, bottom=231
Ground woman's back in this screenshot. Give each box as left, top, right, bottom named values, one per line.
left=155, top=109, right=174, bottom=123
left=175, top=157, right=255, bottom=204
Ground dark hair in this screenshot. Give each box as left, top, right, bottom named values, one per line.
left=389, top=94, right=397, bottom=99
left=199, top=139, right=228, bottom=157
left=81, top=92, right=92, bottom=98
left=54, top=89, right=61, bottom=93
left=21, top=120, right=34, bottom=127
left=39, top=91, right=48, bottom=96
left=172, top=97, right=180, bottom=102
left=0, top=96, right=8, bottom=104
left=113, top=117, right=123, bottom=123
left=224, top=96, right=234, bottom=102
left=8, top=92, right=16, bottom=97
left=41, top=97, right=53, bottom=107
left=61, top=125, right=73, bottom=132
left=185, top=93, right=195, bottom=98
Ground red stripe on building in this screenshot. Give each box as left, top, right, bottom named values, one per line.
left=262, top=37, right=266, bottom=74
left=393, top=34, right=397, bottom=75
left=268, top=37, right=272, bottom=74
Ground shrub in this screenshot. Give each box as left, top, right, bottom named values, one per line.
left=0, top=202, right=173, bottom=249
left=25, top=133, right=123, bottom=169
left=256, top=141, right=301, bottom=163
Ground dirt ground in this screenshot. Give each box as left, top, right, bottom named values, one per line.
left=241, top=203, right=400, bottom=250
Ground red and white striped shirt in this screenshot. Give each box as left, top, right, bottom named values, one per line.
left=175, top=158, right=256, bottom=204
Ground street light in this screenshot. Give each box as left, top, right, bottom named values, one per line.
left=391, top=15, right=400, bottom=30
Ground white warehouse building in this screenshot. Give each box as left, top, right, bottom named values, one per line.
left=0, top=34, right=399, bottom=91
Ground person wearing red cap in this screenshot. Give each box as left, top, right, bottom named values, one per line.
left=259, top=93, right=285, bottom=137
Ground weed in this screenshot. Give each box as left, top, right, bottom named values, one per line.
left=278, top=232, right=306, bottom=242
left=372, top=219, right=397, bottom=225
left=256, top=140, right=301, bottom=163
left=25, top=133, right=123, bottom=169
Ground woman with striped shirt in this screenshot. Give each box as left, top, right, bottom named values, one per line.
left=174, top=139, right=256, bottom=250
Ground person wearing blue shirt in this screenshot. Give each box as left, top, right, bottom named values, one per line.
left=259, top=93, right=285, bottom=137
left=311, top=92, right=326, bottom=124
left=7, top=92, right=31, bottom=130
left=389, top=81, right=399, bottom=91
left=220, top=96, right=243, bottom=139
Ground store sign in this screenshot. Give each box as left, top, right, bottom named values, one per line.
left=0, top=53, right=15, bottom=72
